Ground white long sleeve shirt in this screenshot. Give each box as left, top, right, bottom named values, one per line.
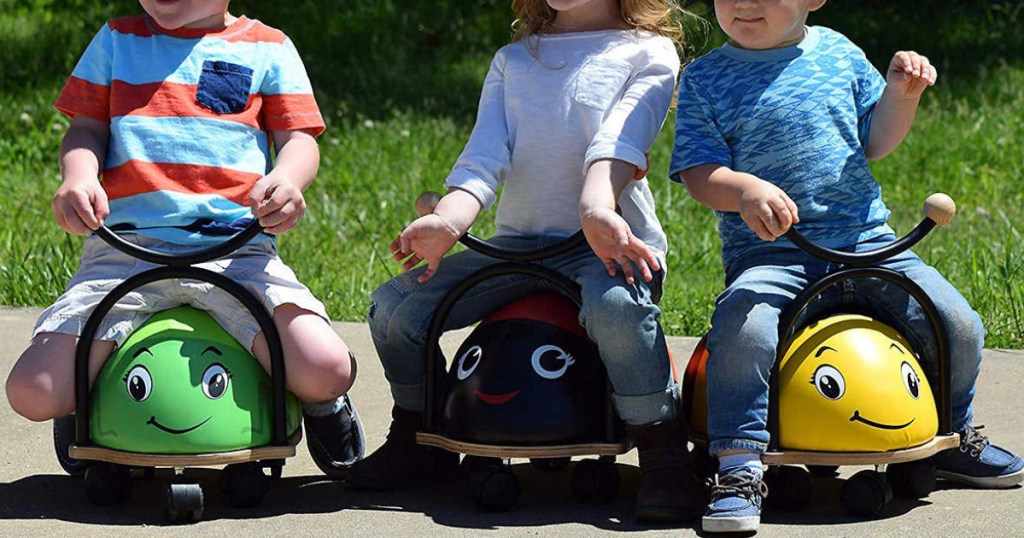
left=445, top=29, right=680, bottom=257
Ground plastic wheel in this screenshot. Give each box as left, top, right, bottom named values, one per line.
left=763, top=465, right=811, bottom=511
left=166, top=483, right=204, bottom=523
left=840, top=470, right=892, bottom=516
left=469, top=466, right=520, bottom=512
left=571, top=457, right=620, bottom=504
left=222, top=463, right=269, bottom=508
left=83, top=463, right=133, bottom=506
left=530, top=457, right=571, bottom=472
left=807, top=465, right=840, bottom=478
left=887, top=460, right=936, bottom=499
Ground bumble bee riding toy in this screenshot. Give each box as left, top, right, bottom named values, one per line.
left=411, top=192, right=678, bottom=512
left=683, top=193, right=961, bottom=516
left=68, top=222, right=301, bottom=522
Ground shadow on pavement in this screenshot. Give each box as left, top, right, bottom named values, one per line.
left=0, top=461, right=963, bottom=530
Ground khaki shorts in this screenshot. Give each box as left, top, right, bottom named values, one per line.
left=33, top=234, right=330, bottom=351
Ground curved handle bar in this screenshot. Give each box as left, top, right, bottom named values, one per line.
left=94, top=219, right=264, bottom=267
left=414, top=191, right=585, bottom=262
left=782, top=193, right=956, bottom=266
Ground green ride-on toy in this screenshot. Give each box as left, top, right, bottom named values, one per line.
left=67, top=222, right=302, bottom=523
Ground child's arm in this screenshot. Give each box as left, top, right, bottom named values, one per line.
left=391, top=188, right=482, bottom=283
left=249, top=128, right=320, bottom=234
left=865, top=51, right=937, bottom=160
left=52, top=117, right=110, bottom=235
left=579, top=159, right=661, bottom=284
left=680, top=164, right=800, bottom=241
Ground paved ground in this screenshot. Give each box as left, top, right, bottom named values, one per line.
left=0, top=306, right=1021, bottom=537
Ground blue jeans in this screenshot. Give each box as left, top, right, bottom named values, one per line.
left=367, top=235, right=676, bottom=426
left=706, top=236, right=984, bottom=455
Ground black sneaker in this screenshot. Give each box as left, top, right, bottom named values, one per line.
left=304, top=394, right=366, bottom=480
left=54, top=415, right=87, bottom=477
left=346, top=405, right=459, bottom=490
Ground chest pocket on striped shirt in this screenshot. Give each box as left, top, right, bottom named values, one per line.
left=196, top=60, right=254, bottom=114
left=574, top=57, right=632, bottom=110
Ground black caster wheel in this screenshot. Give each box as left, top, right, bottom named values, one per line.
left=807, top=465, right=840, bottom=478
left=84, top=463, right=133, bottom=506
left=469, top=465, right=520, bottom=512
left=887, top=460, right=936, bottom=499
left=763, top=465, right=811, bottom=510
left=222, top=463, right=269, bottom=508
left=266, top=459, right=284, bottom=480
left=530, top=457, right=571, bottom=472
left=461, top=455, right=502, bottom=476
left=165, top=483, right=204, bottom=523
left=840, top=470, right=892, bottom=516
left=571, top=457, right=620, bottom=504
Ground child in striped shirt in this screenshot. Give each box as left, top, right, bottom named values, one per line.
left=5, top=0, right=363, bottom=479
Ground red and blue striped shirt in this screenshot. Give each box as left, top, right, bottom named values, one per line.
left=56, top=15, right=325, bottom=244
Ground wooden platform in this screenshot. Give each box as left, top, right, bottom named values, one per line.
left=416, top=432, right=630, bottom=459
left=68, top=429, right=302, bottom=467
left=761, top=434, right=959, bottom=465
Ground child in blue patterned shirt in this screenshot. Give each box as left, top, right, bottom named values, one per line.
left=669, top=0, right=1022, bottom=533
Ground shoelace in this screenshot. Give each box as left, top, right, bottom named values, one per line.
left=960, top=425, right=989, bottom=458
left=709, top=470, right=769, bottom=502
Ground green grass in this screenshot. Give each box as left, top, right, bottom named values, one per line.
left=1, top=1, right=1021, bottom=348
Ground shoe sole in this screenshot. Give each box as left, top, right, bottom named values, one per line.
left=702, top=515, right=760, bottom=533
left=937, top=467, right=1024, bottom=489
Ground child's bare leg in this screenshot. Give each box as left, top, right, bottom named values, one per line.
left=6, top=333, right=115, bottom=421
left=249, top=303, right=355, bottom=402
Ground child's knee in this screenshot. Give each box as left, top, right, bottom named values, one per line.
left=5, top=368, right=68, bottom=422
left=291, top=346, right=356, bottom=403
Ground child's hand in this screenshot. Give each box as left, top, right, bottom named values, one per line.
left=886, top=51, right=937, bottom=98
left=580, top=206, right=660, bottom=285
left=51, top=176, right=109, bottom=235
left=739, top=179, right=799, bottom=241
left=249, top=175, right=306, bottom=234
left=390, top=214, right=463, bottom=283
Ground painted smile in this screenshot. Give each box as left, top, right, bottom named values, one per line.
left=474, top=389, right=521, bottom=405
left=147, top=415, right=211, bottom=434
left=849, top=410, right=914, bottom=430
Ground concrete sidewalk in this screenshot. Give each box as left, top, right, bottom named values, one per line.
left=1, top=306, right=1021, bottom=537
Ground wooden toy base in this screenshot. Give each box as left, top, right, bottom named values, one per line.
left=69, top=429, right=302, bottom=467
left=416, top=432, right=630, bottom=459
left=761, top=434, right=959, bottom=466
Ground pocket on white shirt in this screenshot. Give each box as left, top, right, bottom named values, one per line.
left=574, top=57, right=632, bottom=109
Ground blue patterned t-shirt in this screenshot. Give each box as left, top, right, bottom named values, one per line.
left=669, top=26, right=894, bottom=268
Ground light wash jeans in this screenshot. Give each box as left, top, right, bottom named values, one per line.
left=706, top=235, right=983, bottom=456
left=367, top=235, right=677, bottom=426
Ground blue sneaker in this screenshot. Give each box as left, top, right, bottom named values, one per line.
left=702, top=466, right=767, bottom=533
left=933, top=425, right=1023, bottom=488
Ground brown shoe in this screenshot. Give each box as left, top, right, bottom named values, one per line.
left=346, top=405, right=459, bottom=490
left=628, top=420, right=703, bottom=522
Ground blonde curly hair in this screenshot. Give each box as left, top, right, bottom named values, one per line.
left=512, top=0, right=686, bottom=42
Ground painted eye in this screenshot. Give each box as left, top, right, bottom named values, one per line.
left=457, top=346, right=482, bottom=381
left=125, top=365, right=152, bottom=402
left=812, top=364, right=845, bottom=400
left=531, top=345, right=575, bottom=380
left=202, top=363, right=230, bottom=399
left=901, top=361, right=920, bottom=399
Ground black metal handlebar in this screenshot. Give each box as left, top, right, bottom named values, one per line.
left=94, top=219, right=264, bottom=266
